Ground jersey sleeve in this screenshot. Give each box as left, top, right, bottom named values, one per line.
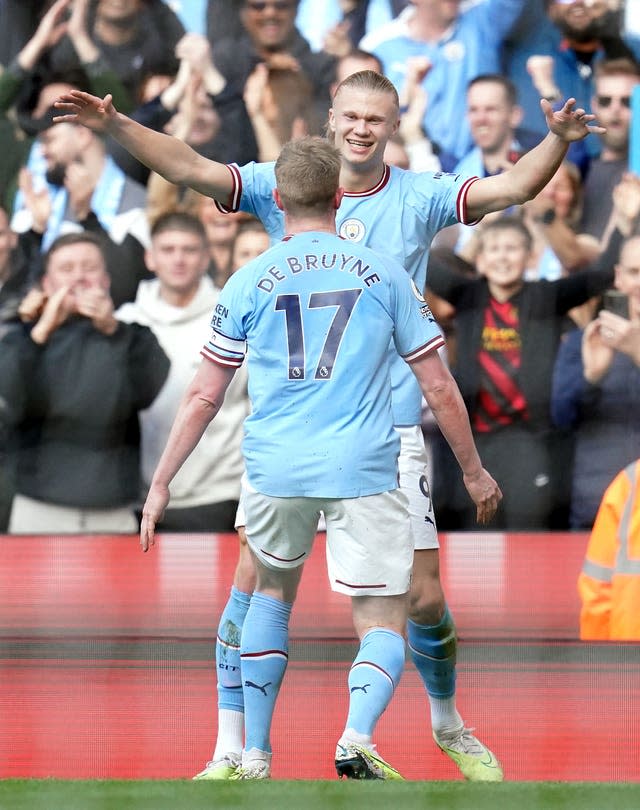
left=387, top=261, right=445, bottom=362
left=411, top=170, right=481, bottom=228
left=200, top=274, right=250, bottom=368
left=216, top=161, right=276, bottom=215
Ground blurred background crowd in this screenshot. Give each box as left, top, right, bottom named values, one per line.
left=0, top=0, right=639, bottom=540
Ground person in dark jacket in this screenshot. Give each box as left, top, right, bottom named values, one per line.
left=427, top=215, right=621, bottom=530
left=210, top=0, right=336, bottom=137
left=0, top=231, right=170, bottom=533
left=551, top=234, right=640, bottom=529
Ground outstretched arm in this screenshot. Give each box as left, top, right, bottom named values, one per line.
left=54, top=90, right=234, bottom=203
left=140, top=358, right=236, bottom=551
left=410, top=350, right=502, bottom=525
left=465, top=98, right=605, bottom=221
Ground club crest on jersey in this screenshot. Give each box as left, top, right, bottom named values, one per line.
left=339, top=218, right=366, bottom=242
left=410, top=279, right=434, bottom=320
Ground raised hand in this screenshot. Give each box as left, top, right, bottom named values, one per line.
left=542, top=97, right=605, bottom=143
left=54, top=91, right=118, bottom=133
left=18, top=167, right=51, bottom=234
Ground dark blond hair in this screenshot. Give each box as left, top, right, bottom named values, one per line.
left=333, top=69, right=399, bottom=108
left=275, top=136, right=341, bottom=217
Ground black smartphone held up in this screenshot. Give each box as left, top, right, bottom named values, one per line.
left=602, top=289, right=630, bottom=319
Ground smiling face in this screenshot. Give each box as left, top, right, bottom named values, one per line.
left=466, top=80, right=522, bottom=155
left=591, top=72, right=638, bottom=156
left=547, top=0, right=607, bottom=39
left=328, top=85, right=399, bottom=176
left=477, top=224, right=531, bottom=297
left=146, top=228, right=210, bottom=301
left=240, top=0, right=298, bottom=52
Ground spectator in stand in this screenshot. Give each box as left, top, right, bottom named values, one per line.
left=242, top=61, right=317, bottom=162
left=359, top=0, right=530, bottom=165
left=551, top=203, right=640, bottom=530
left=0, top=231, right=169, bottom=534
left=434, top=73, right=540, bottom=252
left=0, top=206, right=43, bottom=531
left=0, top=206, right=42, bottom=331
left=123, top=31, right=258, bottom=187
left=229, top=219, right=270, bottom=276
left=578, top=457, right=640, bottom=641
left=0, top=1, right=43, bottom=68
left=503, top=0, right=640, bottom=151
left=427, top=215, right=622, bottom=530
left=0, top=0, right=131, bottom=211
left=204, top=1, right=407, bottom=55
left=209, top=0, right=336, bottom=135
left=11, top=111, right=150, bottom=308
left=116, top=212, right=249, bottom=532
left=579, top=59, right=640, bottom=247
left=193, top=196, right=244, bottom=287
left=45, top=0, right=185, bottom=107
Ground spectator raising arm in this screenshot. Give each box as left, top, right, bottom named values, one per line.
left=465, top=98, right=605, bottom=221
left=54, top=90, right=233, bottom=203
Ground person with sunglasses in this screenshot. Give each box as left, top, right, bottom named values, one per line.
left=53, top=69, right=602, bottom=783
left=579, top=58, right=640, bottom=246
left=503, top=0, right=640, bottom=152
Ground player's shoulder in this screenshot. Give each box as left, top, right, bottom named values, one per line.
left=235, top=160, right=277, bottom=186
left=388, top=163, right=458, bottom=190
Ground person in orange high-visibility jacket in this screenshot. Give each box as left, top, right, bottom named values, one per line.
left=578, top=459, right=640, bottom=640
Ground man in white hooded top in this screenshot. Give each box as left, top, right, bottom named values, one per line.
left=117, top=210, right=250, bottom=531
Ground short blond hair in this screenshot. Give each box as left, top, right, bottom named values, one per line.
left=333, top=69, right=399, bottom=108
left=274, top=136, right=341, bottom=217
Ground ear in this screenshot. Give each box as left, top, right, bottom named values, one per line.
left=144, top=248, right=157, bottom=275
left=510, top=104, right=524, bottom=129
left=273, top=188, right=284, bottom=211
left=334, top=187, right=345, bottom=209
left=327, top=107, right=336, bottom=134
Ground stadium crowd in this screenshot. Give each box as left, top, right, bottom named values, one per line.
left=0, top=0, right=638, bottom=534
left=1, top=0, right=640, bottom=784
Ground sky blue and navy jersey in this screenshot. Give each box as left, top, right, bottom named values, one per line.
left=217, top=161, right=478, bottom=426
left=201, top=230, right=444, bottom=498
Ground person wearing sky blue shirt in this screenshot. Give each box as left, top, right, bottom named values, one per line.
left=503, top=0, right=640, bottom=154
left=138, top=137, right=501, bottom=779
left=54, top=66, right=601, bottom=783
left=359, top=0, right=530, bottom=164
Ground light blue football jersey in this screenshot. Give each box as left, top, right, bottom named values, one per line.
left=219, top=161, right=478, bottom=425
left=202, top=231, right=444, bottom=498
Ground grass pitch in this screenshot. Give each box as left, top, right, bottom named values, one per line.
left=1, top=780, right=639, bottom=810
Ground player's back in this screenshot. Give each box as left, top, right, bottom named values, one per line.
left=213, top=231, right=407, bottom=498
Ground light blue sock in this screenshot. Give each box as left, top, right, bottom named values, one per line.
left=216, top=586, right=251, bottom=712
left=344, top=628, right=405, bottom=738
left=407, top=605, right=457, bottom=699
left=240, top=591, right=292, bottom=754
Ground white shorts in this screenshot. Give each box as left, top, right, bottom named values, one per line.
left=396, top=425, right=439, bottom=551
left=235, top=426, right=439, bottom=551
left=243, top=480, right=413, bottom=596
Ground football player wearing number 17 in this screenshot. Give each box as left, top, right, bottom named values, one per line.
left=54, top=68, right=602, bottom=782
left=136, top=137, right=500, bottom=779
